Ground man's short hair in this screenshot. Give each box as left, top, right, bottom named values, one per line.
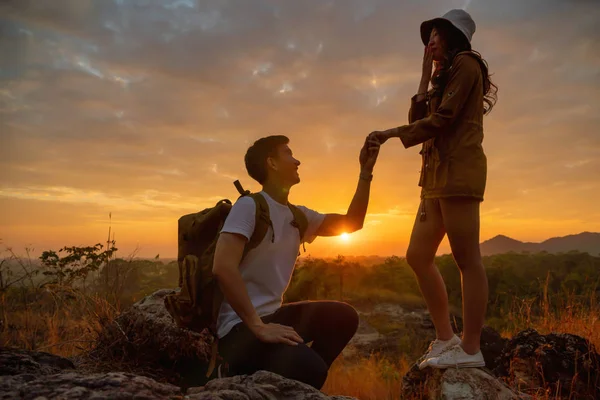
left=245, top=135, right=290, bottom=184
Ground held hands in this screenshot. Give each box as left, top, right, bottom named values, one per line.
left=367, top=130, right=393, bottom=146
left=359, top=135, right=381, bottom=172
left=251, top=322, right=304, bottom=346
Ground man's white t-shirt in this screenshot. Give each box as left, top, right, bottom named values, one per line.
left=216, top=191, right=325, bottom=339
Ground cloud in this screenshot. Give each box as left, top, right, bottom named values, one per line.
left=1, top=0, right=599, bottom=256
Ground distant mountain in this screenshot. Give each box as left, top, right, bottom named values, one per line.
left=480, top=232, right=600, bottom=256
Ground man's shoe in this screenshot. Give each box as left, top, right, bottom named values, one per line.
left=417, top=334, right=461, bottom=370
left=424, top=344, right=485, bottom=369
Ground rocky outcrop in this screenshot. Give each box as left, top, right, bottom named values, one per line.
left=4, top=293, right=599, bottom=399
left=0, top=348, right=354, bottom=400
left=90, top=288, right=212, bottom=386
left=0, top=371, right=183, bottom=400
left=400, top=328, right=600, bottom=399
left=493, top=329, right=600, bottom=399
left=0, top=348, right=183, bottom=400
left=401, top=365, right=525, bottom=400
left=187, top=370, right=357, bottom=400
left=0, top=347, right=75, bottom=376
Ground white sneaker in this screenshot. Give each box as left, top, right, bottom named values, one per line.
left=417, top=335, right=461, bottom=370
left=424, top=344, right=485, bottom=369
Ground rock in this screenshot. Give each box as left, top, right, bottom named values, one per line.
left=401, top=364, right=526, bottom=400
left=187, top=370, right=357, bottom=400
left=342, top=312, right=383, bottom=358
left=479, top=324, right=507, bottom=368
left=493, top=328, right=600, bottom=399
left=0, top=348, right=354, bottom=400
left=345, top=305, right=457, bottom=360
left=0, top=371, right=182, bottom=400
left=90, top=289, right=212, bottom=386
left=0, top=374, right=38, bottom=399
left=0, top=347, right=75, bottom=376
left=346, top=304, right=506, bottom=369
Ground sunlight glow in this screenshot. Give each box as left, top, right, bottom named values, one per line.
left=340, top=232, right=350, bottom=242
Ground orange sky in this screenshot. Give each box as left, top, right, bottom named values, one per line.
left=1, top=0, right=599, bottom=259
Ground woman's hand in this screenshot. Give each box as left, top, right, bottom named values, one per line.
left=422, top=45, right=434, bottom=84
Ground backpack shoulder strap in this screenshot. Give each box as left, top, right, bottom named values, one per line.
left=243, top=192, right=272, bottom=257
left=287, top=203, right=308, bottom=243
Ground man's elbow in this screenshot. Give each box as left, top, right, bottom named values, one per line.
left=212, top=261, right=223, bottom=277
left=346, top=219, right=364, bottom=233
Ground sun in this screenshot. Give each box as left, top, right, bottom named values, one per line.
left=340, top=233, right=350, bottom=242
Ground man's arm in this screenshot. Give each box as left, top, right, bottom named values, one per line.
left=213, top=232, right=303, bottom=345
left=315, top=174, right=372, bottom=236
left=212, top=233, right=262, bottom=329
left=316, top=137, right=379, bottom=237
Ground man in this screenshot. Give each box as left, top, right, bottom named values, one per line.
left=212, top=134, right=380, bottom=389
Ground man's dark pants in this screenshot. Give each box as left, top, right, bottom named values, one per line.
left=218, top=301, right=359, bottom=389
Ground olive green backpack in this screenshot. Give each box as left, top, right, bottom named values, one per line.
left=164, top=180, right=308, bottom=377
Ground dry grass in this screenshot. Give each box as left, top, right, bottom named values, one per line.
left=1, top=279, right=598, bottom=399
left=501, top=293, right=600, bottom=349
left=322, top=288, right=599, bottom=399
left=1, top=288, right=118, bottom=357
left=322, top=354, right=409, bottom=400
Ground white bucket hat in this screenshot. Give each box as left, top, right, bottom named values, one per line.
left=420, top=9, right=476, bottom=46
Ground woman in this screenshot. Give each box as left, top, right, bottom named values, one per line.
left=369, top=9, right=498, bottom=369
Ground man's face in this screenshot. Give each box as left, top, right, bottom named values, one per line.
left=269, top=144, right=301, bottom=186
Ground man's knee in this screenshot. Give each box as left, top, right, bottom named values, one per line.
left=336, top=302, right=359, bottom=337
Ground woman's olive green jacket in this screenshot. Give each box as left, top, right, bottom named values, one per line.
left=397, top=51, right=488, bottom=201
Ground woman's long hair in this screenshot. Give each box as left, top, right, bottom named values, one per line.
left=431, top=23, right=498, bottom=115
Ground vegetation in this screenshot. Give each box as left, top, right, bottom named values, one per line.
left=1, top=241, right=599, bottom=399
left=288, top=252, right=600, bottom=325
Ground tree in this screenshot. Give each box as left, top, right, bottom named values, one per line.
left=39, top=242, right=117, bottom=289
left=333, top=255, right=346, bottom=301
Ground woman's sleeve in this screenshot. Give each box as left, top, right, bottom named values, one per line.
left=408, top=94, right=428, bottom=124
left=397, top=54, right=480, bottom=149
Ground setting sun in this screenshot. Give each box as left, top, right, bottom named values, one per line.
left=340, top=233, right=350, bottom=242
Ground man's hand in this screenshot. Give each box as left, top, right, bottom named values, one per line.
left=251, top=322, right=304, bottom=346
left=359, top=136, right=381, bottom=172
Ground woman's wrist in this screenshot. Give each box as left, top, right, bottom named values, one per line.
left=384, top=127, right=398, bottom=139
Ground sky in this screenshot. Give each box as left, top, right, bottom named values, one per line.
left=1, top=0, right=599, bottom=260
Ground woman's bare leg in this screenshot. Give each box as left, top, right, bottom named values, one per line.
left=440, top=198, right=488, bottom=355
left=406, top=199, right=454, bottom=341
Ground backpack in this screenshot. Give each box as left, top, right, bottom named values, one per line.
left=164, top=180, right=308, bottom=377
